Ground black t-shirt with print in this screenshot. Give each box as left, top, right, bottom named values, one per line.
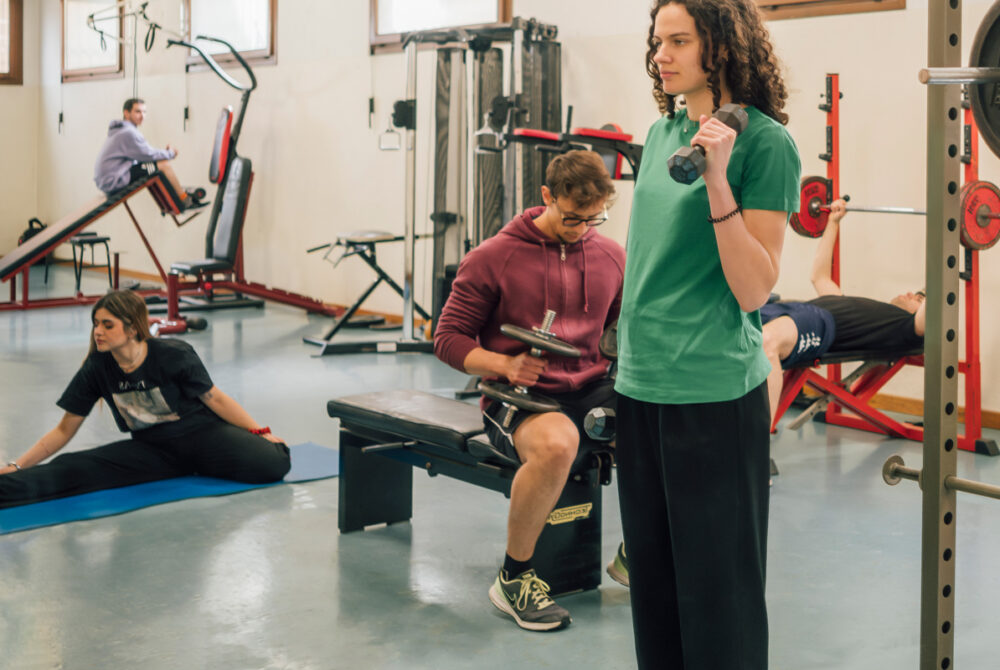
left=57, top=338, right=217, bottom=439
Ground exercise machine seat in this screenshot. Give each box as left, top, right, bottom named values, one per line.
left=788, top=347, right=923, bottom=370
left=327, top=389, right=485, bottom=454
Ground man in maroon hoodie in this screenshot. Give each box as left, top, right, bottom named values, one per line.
left=435, top=150, right=625, bottom=632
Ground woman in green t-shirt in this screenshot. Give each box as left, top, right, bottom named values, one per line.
left=615, top=0, right=801, bottom=668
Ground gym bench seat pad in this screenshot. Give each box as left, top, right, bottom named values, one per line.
left=327, top=390, right=485, bottom=454
left=171, top=259, right=234, bottom=274
left=338, top=231, right=399, bottom=245
left=788, top=348, right=923, bottom=369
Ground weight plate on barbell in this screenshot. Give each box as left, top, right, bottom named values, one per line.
left=789, top=175, right=829, bottom=238
left=960, top=180, right=1000, bottom=250
left=500, top=323, right=582, bottom=358
left=970, top=1, right=1000, bottom=162
left=477, top=380, right=562, bottom=413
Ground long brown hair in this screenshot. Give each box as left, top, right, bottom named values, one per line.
left=645, top=0, right=789, bottom=124
left=89, top=290, right=152, bottom=355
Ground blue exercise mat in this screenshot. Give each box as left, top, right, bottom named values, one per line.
left=0, top=442, right=338, bottom=535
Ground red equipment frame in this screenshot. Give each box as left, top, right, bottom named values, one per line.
left=771, top=74, right=997, bottom=456
left=1, top=175, right=198, bottom=311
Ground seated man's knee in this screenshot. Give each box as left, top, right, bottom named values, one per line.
left=520, top=416, right=579, bottom=470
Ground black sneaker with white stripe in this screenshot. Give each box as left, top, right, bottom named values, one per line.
left=488, top=568, right=571, bottom=631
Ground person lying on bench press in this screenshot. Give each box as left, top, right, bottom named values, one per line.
left=434, top=150, right=626, bottom=632
left=761, top=198, right=927, bottom=423
left=93, top=98, right=205, bottom=211
left=0, top=290, right=290, bottom=508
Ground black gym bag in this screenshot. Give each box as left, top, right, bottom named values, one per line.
left=17, top=217, right=53, bottom=262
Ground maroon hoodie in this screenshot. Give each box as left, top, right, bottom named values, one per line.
left=434, top=206, right=625, bottom=395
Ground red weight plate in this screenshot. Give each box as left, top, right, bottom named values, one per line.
left=789, top=176, right=829, bottom=238
left=960, top=180, right=1000, bottom=250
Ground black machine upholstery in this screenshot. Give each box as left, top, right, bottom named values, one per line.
left=787, top=348, right=923, bottom=370
left=328, top=389, right=484, bottom=453
left=171, top=157, right=252, bottom=275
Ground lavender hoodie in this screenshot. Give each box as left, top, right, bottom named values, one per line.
left=93, top=120, right=175, bottom=194
left=435, top=206, right=625, bottom=395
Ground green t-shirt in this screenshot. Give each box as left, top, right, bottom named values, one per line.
left=616, top=106, right=801, bottom=404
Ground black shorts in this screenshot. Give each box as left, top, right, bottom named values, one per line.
left=128, top=161, right=158, bottom=184
left=482, top=377, right=616, bottom=462
left=760, top=301, right=836, bottom=368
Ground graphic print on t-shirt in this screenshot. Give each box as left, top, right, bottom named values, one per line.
left=111, top=387, right=180, bottom=430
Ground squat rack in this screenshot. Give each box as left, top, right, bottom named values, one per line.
left=883, top=0, right=1000, bottom=667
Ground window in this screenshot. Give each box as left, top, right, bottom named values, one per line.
left=758, top=0, right=904, bottom=21
left=183, top=0, right=276, bottom=68
left=370, top=0, right=512, bottom=52
left=0, top=0, right=22, bottom=85
left=62, top=0, right=123, bottom=82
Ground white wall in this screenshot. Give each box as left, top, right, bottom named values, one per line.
left=0, top=0, right=39, bottom=251
left=7, top=0, right=1000, bottom=408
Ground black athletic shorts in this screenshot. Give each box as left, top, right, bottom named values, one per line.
left=483, top=377, right=616, bottom=462
left=760, top=301, right=836, bottom=368
left=128, top=161, right=158, bottom=183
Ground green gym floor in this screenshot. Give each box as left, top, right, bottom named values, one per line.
left=3, top=266, right=1000, bottom=670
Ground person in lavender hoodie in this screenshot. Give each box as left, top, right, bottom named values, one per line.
left=434, top=150, right=625, bottom=632
left=93, top=98, right=203, bottom=210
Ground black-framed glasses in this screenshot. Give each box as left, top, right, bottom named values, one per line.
left=553, top=201, right=608, bottom=227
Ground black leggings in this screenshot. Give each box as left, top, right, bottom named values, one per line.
left=616, top=383, right=770, bottom=670
left=0, top=420, right=291, bottom=509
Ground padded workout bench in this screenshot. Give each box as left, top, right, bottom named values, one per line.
left=772, top=349, right=999, bottom=455
left=327, top=389, right=614, bottom=596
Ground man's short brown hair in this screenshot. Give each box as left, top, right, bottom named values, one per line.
left=123, top=98, right=145, bottom=113
left=545, top=150, right=616, bottom=209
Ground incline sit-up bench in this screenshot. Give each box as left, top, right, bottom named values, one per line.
left=327, top=389, right=614, bottom=596
left=1, top=172, right=201, bottom=311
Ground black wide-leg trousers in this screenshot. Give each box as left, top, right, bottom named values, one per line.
left=616, top=383, right=770, bottom=670
left=0, top=420, right=291, bottom=509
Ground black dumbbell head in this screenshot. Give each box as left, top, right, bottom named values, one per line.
left=715, top=103, right=749, bottom=133
left=667, top=145, right=706, bottom=185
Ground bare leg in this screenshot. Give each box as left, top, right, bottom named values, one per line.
left=762, top=316, right=799, bottom=428
left=506, top=412, right=578, bottom=560
left=155, top=160, right=186, bottom=199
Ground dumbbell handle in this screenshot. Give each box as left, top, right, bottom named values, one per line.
left=502, top=309, right=557, bottom=426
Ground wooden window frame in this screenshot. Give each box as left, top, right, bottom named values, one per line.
left=369, top=0, right=512, bottom=54
left=61, top=0, right=123, bottom=83
left=0, top=0, right=22, bottom=85
left=759, top=0, right=905, bottom=21
left=182, top=0, right=277, bottom=70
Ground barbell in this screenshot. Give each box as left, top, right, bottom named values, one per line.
left=790, top=175, right=1000, bottom=250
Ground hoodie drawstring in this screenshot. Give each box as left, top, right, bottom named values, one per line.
left=581, top=237, right=590, bottom=314
left=541, top=240, right=551, bottom=313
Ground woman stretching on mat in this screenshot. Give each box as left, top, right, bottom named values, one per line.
left=613, top=0, right=800, bottom=668
left=0, top=290, right=290, bottom=509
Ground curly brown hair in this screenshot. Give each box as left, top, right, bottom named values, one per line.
left=645, top=0, right=789, bottom=124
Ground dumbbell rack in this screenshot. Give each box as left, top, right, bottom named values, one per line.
left=800, top=74, right=995, bottom=455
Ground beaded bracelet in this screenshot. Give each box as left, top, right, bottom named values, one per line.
left=708, top=205, right=742, bottom=224
left=250, top=426, right=271, bottom=436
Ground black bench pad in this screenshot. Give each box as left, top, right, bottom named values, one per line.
left=328, top=390, right=485, bottom=454
left=787, top=348, right=923, bottom=370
